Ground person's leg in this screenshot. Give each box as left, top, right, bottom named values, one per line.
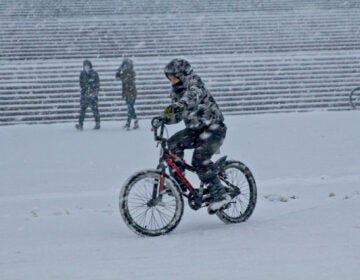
left=124, top=101, right=132, bottom=129
left=130, top=101, right=137, bottom=119
left=168, top=128, right=199, bottom=160
left=192, top=123, right=228, bottom=208
left=128, top=100, right=139, bottom=128
left=77, top=96, right=88, bottom=129
left=168, top=128, right=199, bottom=190
left=90, top=97, right=100, bottom=129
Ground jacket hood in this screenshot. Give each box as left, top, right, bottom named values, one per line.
left=120, top=58, right=134, bottom=72
left=83, top=59, right=93, bottom=69
left=164, top=59, right=193, bottom=83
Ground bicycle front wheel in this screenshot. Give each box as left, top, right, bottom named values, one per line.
left=217, top=161, right=257, bottom=224
left=119, top=170, right=184, bottom=236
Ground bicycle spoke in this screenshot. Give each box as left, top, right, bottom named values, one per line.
left=121, top=171, right=184, bottom=235
left=154, top=208, right=172, bottom=227
left=221, top=165, right=252, bottom=219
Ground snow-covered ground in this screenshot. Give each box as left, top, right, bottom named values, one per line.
left=1, top=111, right=359, bottom=280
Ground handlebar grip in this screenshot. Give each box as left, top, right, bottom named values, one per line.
left=151, top=117, right=166, bottom=141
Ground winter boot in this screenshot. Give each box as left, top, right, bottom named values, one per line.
left=94, top=122, right=100, bottom=130
left=123, top=121, right=130, bottom=130
left=208, top=193, right=231, bottom=214
left=75, top=123, right=83, bottom=130
left=133, top=119, right=139, bottom=129
left=206, top=178, right=231, bottom=214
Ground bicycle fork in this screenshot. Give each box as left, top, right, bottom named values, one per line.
left=147, top=165, right=166, bottom=207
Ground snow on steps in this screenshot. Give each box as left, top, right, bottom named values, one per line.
left=2, top=9, right=360, bottom=59
left=1, top=52, right=358, bottom=124
left=1, top=0, right=360, bottom=125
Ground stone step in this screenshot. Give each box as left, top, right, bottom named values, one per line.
left=1, top=1, right=359, bottom=125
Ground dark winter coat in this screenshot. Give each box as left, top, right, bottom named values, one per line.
left=115, top=58, right=137, bottom=102
left=79, top=69, right=100, bottom=97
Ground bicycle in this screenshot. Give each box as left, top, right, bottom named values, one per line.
left=119, top=118, right=257, bottom=236
left=349, top=86, right=360, bottom=109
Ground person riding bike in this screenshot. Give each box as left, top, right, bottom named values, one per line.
left=153, top=58, right=231, bottom=213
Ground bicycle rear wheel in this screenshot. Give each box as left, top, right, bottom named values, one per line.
left=349, top=87, right=360, bottom=109
left=119, top=170, right=184, bottom=236
left=217, top=161, right=257, bottom=223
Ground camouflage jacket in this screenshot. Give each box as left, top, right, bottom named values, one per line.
left=171, top=73, right=224, bottom=130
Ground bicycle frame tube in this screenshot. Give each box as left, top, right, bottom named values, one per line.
left=150, top=172, right=165, bottom=201
left=166, top=157, right=194, bottom=191
left=169, top=151, right=196, bottom=172
left=154, top=123, right=196, bottom=194
left=159, top=172, right=165, bottom=193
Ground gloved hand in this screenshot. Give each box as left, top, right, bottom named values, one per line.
left=115, top=70, right=122, bottom=80
left=163, top=101, right=186, bottom=121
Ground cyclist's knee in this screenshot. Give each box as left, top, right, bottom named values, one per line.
left=168, top=137, right=179, bottom=151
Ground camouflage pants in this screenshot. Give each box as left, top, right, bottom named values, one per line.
left=168, top=123, right=227, bottom=186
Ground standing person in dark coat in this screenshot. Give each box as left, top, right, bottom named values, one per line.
left=75, top=59, right=101, bottom=130
left=116, top=57, right=139, bottom=130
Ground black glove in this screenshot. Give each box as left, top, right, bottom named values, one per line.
left=115, top=69, right=122, bottom=80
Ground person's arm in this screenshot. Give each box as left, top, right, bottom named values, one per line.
left=79, top=72, right=86, bottom=95
left=115, top=67, right=122, bottom=80
left=180, top=86, right=203, bottom=110
left=94, top=72, right=100, bottom=95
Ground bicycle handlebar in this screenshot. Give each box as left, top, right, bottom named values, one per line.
left=151, top=117, right=167, bottom=142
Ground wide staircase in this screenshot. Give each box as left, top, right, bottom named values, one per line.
left=1, top=0, right=360, bottom=125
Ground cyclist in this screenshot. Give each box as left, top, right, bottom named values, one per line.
left=154, top=58, right=231, bottom=213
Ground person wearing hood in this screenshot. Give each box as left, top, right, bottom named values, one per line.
left=116, top=57, right=139, bottom=130
left=75, top=59, right=100, bottom=130
left=154, top=58, right=230, bottom=214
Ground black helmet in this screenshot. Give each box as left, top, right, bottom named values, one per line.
left=164, top=59, right=193, bottom=80
left=83, top=59, right=92, bottom=68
